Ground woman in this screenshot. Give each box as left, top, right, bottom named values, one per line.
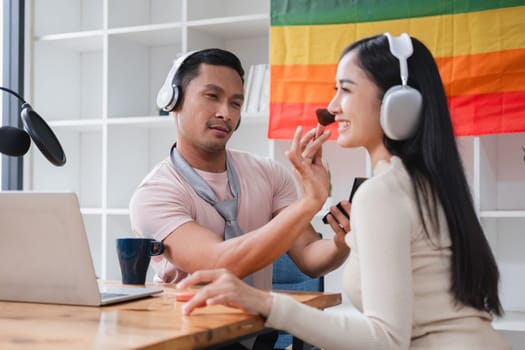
left=177, top=33, right=510, bottom=349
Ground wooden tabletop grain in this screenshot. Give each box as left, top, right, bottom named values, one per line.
left=0, top=282, right=341, bottom=349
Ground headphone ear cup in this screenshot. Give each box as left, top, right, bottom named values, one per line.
left=157, top=51, right=196, bottom=112
left=156, top=83, right=176, bottom=112
left=157, top=84, right=182, bottom=112
left=380, top=85, right=422, bottom=140
left=171, top=85, right=182, bottom=111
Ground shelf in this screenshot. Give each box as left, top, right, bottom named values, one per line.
left=107, top=116, right=173, bottom=128
left=80, top=208, right=104, bottom=215
left=107, top=15, right=269, bottom=43
left=106, top=113, right=267, bottom=128
left=187, top=14, right=269, bottom=39
left=35, top=31, right=105, bottom=52
left=493, top=311, right=525, bottom=332
left=480, top=210, right=525, bottom=218
left=108, top=25, right=183, bottom=47
left=45, top=114, right=268, bottom=132
left=79, top=208, right=130, bottom=216
left=48, top=119, right=104, bottom=131
left=106, top=208, right=130, bottom=216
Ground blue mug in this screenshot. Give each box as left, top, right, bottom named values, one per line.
left=116, top=238, right=164, bottom=284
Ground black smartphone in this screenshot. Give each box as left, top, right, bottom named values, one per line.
left=322, top=177, right=367, bottom=224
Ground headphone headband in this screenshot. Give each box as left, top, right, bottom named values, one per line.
left=379, top=32, right=422, bottom=140
left=384, top=32, right=413, bottom=86
left=156, top=50, right=197, bottom=112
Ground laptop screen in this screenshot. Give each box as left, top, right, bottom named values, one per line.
left=0, top=192, right=104, bottom=305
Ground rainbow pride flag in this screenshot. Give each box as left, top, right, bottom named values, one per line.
left=269, top=0, right=525, bottom=139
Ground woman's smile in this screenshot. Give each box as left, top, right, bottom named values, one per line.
left=338, top=120, right=351, bottom=134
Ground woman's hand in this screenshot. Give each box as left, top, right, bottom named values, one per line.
left=176, top=269, right=273, bottom=317
left=286, top=126, right=331, bottom=208
left=325, top=200, right=352, bottom=245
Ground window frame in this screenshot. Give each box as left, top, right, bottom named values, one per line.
left=2, top=0, right=25, bottom=190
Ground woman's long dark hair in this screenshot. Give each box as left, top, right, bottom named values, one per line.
left=343, top=35, right=503, bottom=316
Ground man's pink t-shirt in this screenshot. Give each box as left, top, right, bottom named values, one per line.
left=129, top=149, right=298, bottom=289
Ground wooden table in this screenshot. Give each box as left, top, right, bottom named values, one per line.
left=0, top=282, right=341, bottom=349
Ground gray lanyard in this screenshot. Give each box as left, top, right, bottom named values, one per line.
left=170, top=144, right=253, bottom=285
left=170, top=143, right=243, bottom=240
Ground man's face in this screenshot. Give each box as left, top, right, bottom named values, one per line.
left=175, top=63, right=244, bottom=153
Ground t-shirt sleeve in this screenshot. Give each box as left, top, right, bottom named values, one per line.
left=266, top=159, right=298, bottom=214
left=129, top=163, right=194, bottom=241
left=265, top=179, right=414, bottom=350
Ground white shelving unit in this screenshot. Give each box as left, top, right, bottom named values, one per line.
left=471, top=133, right=525, bottom=343
left=25, top=0, right=524, bottom=345
left=24, top=0, right=270, bottom=282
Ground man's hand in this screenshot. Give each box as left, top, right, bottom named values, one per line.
left=286, top=126, right=331, bottom=209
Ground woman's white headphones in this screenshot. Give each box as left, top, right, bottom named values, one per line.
left=156, top=51, right=196, bottom=112
left=380, top=33, right=423, bottom=140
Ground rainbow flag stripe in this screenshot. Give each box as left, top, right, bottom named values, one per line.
left=269, top=0, right=525, bottom=139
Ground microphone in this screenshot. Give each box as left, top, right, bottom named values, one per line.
left=1, top=86, right=66, bottom=166
left=0, top=126, right=31, bottom=157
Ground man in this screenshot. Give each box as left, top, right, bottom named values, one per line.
left=130, top=48, right=350, bottom=291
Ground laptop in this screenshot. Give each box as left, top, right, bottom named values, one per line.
left=0, top=192, right=163, bottom=306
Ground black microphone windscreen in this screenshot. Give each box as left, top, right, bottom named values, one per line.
left=21, top=104, right=66, bottom=166
left=0, top=126, right=31, bottom=157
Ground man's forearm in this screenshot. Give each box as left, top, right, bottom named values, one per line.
left=299, top=238, right=350, bottom=278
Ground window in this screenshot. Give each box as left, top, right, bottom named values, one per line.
left=0, top=0, right=4, bottom=179
left=2, top=0, right=24, bottom=190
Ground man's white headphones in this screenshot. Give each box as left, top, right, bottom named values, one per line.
left=156, top=51, right=197, bottom=112
left=380, top=33, right=423, bottom=140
